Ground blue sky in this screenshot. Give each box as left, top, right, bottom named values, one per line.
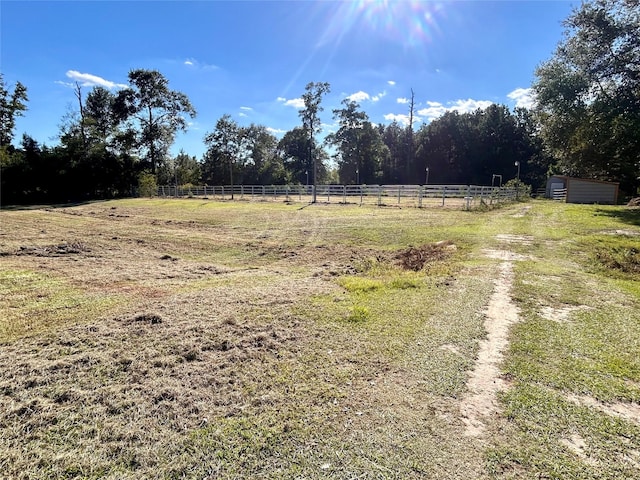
left=1, top=0, right=576, bottom=158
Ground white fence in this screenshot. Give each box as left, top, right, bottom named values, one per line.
left=156, top=184, right=522, bottom=208
left=552, top=188, right=567, bottom=201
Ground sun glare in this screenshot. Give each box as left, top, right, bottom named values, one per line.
left=354, top=0, right=444, bottom=47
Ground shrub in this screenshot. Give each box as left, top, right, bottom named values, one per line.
left=138, top=173, right=157, bottom=198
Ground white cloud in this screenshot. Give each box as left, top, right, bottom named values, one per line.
left=397, top=97, right=409, bottom=104
left=417, top=103, right=448, bottom=120
left=277, top=97, right=304, bottom=108
left=240, top=106, right=253, bottom=111
left=183, top=58, right=218, bottom=71
left=267, top=127, right=286, bottom=135
left=507, top=87, right=536, bottom=109
left=388, top=80, right=396, bottom=86
left=416, top=98, right=494, bottom=121
left=346, top=91, right=370, bottom=102
left=238, top=112, right=248, bottom=117
left=65, top=70, right=127, bottom=89
left=286, top=98, right=305, bottom=108
left=372, top=91, right=386, bottom=102
left=383, top=113, right=421, bottom=126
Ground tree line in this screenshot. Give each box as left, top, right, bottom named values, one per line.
left=1, top=0, right=637, bottom=205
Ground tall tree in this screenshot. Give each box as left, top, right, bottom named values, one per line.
left=327, top=99, right=387, bottom=184
left=203, top=114, right=243, bottom=197
left=298, top=81, right=330, bottom=202
left=278, top=127, right=312, bottom=184
left=406, top=88, right=416, bottom=180
left=241, top=124, right=285, bottom=184
left=379, top=121, right=412, bottom=183
left=0, top=74, right=28, bottom=147
left=84, top=86, right=117, bottom=144
left=533, top=0, right=640, bottom=195
left=113, top=69, right=196, bottom=174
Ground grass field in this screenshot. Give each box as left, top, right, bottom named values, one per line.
left=0, top=198, right=639, bottom=479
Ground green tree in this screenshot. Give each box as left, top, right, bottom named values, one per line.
left=0, top=74, right=28, bottom=147
left=241, top=124, right=286, bottom=184
left=113, top=69, right=196, bottom=174
left=299, top=81, right=330, bottom=201
left=203, top=114, right=243, bottom=197
left=327, top=99, right=387, bottom=184
left=378, top=121, right=412, bottom=183
left=84, top=86, right=117, bottom=145
left=278, top=127, right=328, bottom=185
left=533, top=0, right=640, bottom=195
left=57, top=84, right=137, bottom=200
left=138, top=172, right=157, bottom=197
left=158, top=150, right=201, bottom=186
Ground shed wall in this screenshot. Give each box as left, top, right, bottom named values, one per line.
left=546, top=176, right=566, bottom=198
left=567, top=179, right=617, bottom=204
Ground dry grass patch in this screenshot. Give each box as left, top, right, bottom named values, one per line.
left=0, top=200, right=493, bottom=478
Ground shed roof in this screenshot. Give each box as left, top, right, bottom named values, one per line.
left=548, top=175, right=619, bottom=187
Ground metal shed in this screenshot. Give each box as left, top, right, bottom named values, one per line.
left=546, top=175, right=619, bottom=204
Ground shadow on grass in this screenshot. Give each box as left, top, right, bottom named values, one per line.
left=0, top=199, right=116, bottom=212
left=595, top=207, right=640, bottom=227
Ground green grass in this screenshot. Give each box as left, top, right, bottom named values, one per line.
left=487, top=201, right=640, bottom=479
left=1, top=198, right=640, bottom=479
left=0, top=269, right=121, bottom=341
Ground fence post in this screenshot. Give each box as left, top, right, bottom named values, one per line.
left=442, top=186, right=446, bottom=206
left=377, top=186, right=382, bottom=206
left=360, top=185, right=363, bottom=205
left=398, top=186, right=401, bottom=204
left=418, top=186, right=423, bottom=208
left=343, top=185, right=346, bottom=204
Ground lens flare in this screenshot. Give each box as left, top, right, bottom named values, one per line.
left=329, top=0, right=445, bottom=48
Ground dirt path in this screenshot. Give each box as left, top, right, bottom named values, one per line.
left=460, top=247, right=524, bottom=437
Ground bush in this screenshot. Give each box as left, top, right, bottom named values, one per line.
left=503, top=178, right=531, bottom=199
left=138, top=173, right=157, bottom=197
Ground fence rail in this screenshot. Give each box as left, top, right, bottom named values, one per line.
left=156, top=184, right=521, bottom=208
left=552, top=188, right=567, bottom=201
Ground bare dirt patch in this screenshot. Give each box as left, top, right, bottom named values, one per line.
left=560, top=433, right=599, bottom=467
left=511, top=206, right=532, bottom=218
left=495, top=234, right=534, bottom=245
left=482, top=249, right=531, bottom=261
left=394, top=241, right=456, bottom=271
left=566, top=393, right=640, bottom=425
left=540, top=304, right=591, bottom=323
left=461, top=235, right=530, bottom=437
left=599, top=229, right=640, bottom=237
left=461, top=260, right=521, bottom=437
